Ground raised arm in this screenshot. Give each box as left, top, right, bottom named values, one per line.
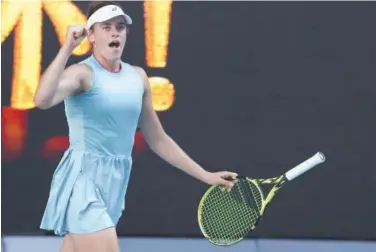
left=34, top=25, right=89, bottom=109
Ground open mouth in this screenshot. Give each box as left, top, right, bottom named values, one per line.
left=109, top=41, right=120, bottom=48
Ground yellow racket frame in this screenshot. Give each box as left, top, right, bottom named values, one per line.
left=197, top=177, right=267, bottom=246
left=197, top=152, right=325, bottom=246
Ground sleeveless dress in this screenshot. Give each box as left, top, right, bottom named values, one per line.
left=40, top=55, right=144, bottom=236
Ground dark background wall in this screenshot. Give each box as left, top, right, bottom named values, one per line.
left=2, top=1, right=376, bottom=240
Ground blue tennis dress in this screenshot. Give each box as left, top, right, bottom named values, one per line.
left=40, top=55, right=144, bottom=235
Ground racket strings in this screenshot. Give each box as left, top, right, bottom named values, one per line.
left=248, top=181, right=264, bottom=216
left=199, top=179, right=263, bottom=245
left=201, top=187, right=250, bottom=241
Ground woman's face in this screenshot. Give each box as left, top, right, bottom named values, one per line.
left=88, top=15, right=127, bottom=62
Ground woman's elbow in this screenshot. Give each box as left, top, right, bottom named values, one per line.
left=33, top=94, right=50, bottom=110
left=146, top=132, right=168, bottom=152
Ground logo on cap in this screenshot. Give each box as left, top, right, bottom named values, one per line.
left=112, top=7, right=117, bottom=11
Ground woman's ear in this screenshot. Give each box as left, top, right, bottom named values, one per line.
left=87, top=28, right=95, bottom=43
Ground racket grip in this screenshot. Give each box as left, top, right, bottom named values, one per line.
left=284, top=152, right=325, bottom=181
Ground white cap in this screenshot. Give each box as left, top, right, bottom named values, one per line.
left=86, top=4, right=132, bottom=30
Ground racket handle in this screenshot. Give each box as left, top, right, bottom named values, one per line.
left=284, top=152, right=325, bottom=181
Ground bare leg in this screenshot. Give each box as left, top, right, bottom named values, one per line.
left=68, top=227, right=120, bottom=252
left=59, top=235, right=75, bottom=252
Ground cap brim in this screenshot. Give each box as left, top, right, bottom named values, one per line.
left=87, top=5, right=133, bottom=30
left=95, top=13, right=132, bottom=25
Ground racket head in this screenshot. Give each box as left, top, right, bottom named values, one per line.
left=197, top=177, right=265, bottom=246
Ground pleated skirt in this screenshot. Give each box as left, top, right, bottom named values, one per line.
left=40, top=148, right=132, bottom=236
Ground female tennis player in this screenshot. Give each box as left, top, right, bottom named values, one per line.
left=34, top=1, right=237, bottom=252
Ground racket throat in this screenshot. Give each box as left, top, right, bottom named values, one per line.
left=261, top=178, right=287, bottom=213
left=277, top=176, right=287, bottom=188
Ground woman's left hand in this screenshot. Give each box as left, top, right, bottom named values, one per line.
left=202, top=171, right=238, bottom=191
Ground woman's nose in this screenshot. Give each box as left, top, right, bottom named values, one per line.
left=111, top=28, right=119, bottom=37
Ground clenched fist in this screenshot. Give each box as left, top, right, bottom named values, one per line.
left=63, top=24, right=87, bottom=53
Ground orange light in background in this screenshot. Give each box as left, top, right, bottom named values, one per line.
left=1, top=0, right=90, bottom=110
left=1, top=107, right=28, bottom=161
left=144, top=0, right=173, bottom=68
left=132, top=131, right=147, bottom=158
left=40, top=136, right=69, bottom=160
left=8, top=1, right=42, bottom=110
left=42, top=1, right=91, bottom=56
left=148, top=77, right=175, bottom=112
left=1, top=1, right=22, bottom=42
left=144, top=1, right=176, bottom=112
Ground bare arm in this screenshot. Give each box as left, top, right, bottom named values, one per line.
left=34, top=46, right=85, bottom=109
left=34, top=25, right=88, bottom=109
left=134, top=66, right=237, bottom=187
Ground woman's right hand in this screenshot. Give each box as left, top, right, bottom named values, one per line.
left=63, top=24, right=87, bottom=53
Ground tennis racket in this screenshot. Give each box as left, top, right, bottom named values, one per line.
left=197, top=152, right=325, bottom=246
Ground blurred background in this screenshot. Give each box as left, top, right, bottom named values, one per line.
left=2, top=1, right=376, bottom=251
